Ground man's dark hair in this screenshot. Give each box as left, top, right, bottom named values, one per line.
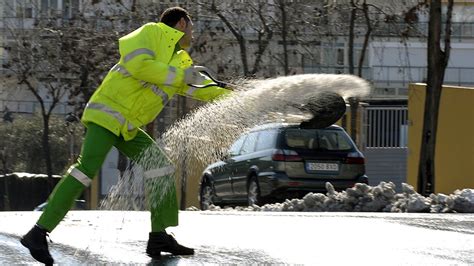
left=160, top=7, right=190, bottom=27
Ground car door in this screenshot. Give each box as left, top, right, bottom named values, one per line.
left=230, top=131, right=258, bottom=198
left=213, top=134, right=246, bottom=199
left=232, top=130, right=279, bottom=198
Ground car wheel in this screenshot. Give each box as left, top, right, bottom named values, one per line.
left=200, top=181, right=215, bottom=210
left=247, top=176, right=262, bottom=206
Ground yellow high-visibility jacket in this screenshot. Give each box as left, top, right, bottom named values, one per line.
left=82, top=22, right=230, bottom=140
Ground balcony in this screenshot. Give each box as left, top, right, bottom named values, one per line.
left=371, top=65, right=474, bottom=88
left=321, top=22, right=474, bottom=39
left=0, top=99, right=73, bottom=115
left=303, top=65, right=474, bottom=97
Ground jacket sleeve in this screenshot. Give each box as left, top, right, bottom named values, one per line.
left=118, top=24, right=185, bottom=88
left=176, top=76, right=232, bottom=102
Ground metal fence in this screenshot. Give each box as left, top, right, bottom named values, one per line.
left=363, top=106, right=408, bottom=148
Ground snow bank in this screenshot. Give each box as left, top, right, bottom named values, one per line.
left=6, top=172, right=61, bottom=178
left=187, top=182, right=474, bottom=213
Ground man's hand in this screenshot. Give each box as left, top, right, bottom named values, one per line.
left=184, top=66, right=206, bottom=85
left=216, top=81, right=234, bottom=91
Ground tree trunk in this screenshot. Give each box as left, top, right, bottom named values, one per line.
left=348, top=98, right=359, bottom=144
left=19, top=78, right=57, bottom=192
left=350, top=0, right=373, bottom=147
left=177, top=96, right=187, bottom=119
left=417, top=0, right=453, bottom=195
left=2, top=171, right=10, bottom=211
left=236, top=35, right=249, bottom=76
left=348, top=1, right=358, bottom=144
left=348, top=0, right=356, bottom=75
left=180, top=147, right=188, bottom=210
left=42, top=114, right=54, bottom=193
left=177, top=97, right=188, bottom=209
left=358, top=0, right=372, bottom=78
left=0, top=149, right=9, bottom=210
left=279, top=0, right=289, bottom=75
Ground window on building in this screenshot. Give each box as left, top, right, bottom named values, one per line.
left=322, top=43, right=344, bottom=67
left=277, top=49, right=301, bottom=68
left=336, top=48, right=344, bottom=65
left=15, top=0, right=33, bottom=18
left=3, top=1, right=13, bottom=17
left=63, top=0, right=80, bottom=19
left=302, top=48, right=321, bottom=68
left=41, top=0, right=59, bottom=17
left=353, top=43, right=369, bottom=67
left=15, top=0, right=23, bottom=18
left=12, top=0, right=25, bottom=18
left=288, top=50, right=300, bottom=67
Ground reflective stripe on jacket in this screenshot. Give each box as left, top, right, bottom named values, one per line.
left=82, top=22, right=231, bottom=140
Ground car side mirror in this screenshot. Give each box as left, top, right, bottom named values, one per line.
left=216, top=148, right=230, bottom=161
left=222, top=150, right=238, bottom=161
left=221, top=153, right=230, bottom=161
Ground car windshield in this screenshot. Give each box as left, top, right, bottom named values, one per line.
left=284, top=128, right=353, bottom=151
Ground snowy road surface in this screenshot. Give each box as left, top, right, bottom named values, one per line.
left=0, top=211, right=473, bottom=265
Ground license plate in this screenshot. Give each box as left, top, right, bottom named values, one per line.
left=306, top=162, right=339, bottom=172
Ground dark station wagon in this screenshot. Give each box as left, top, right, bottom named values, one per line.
left=199, top=123, right=368, bottom=210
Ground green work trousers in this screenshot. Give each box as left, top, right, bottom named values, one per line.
left=37, top=123, right=178, bottom=233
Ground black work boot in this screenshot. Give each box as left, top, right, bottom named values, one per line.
left=146, top=231, right=194, bottom=258
left=20, top=225, right=54, bottom=265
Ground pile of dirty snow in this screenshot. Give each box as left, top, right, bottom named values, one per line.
left=187, top=182, right=474, bottom=213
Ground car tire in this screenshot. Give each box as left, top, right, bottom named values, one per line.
left=247, top=176, right=262, bottom=206
left=200, top=181, right=215, bottom=210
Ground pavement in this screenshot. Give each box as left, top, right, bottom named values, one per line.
left=0, top=211, right=473, bottom=265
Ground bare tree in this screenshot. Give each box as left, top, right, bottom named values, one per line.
left=277, top=0, right=289, bottom=75
left=3, top=25, right=78, bottom=189
left=347, top=0, right=374, bottom=144
left=270, top=0, right=313, bottom=76
left=328, top=0, right=422, bottom=145
left=417, top=0, right=454, bottom=195
left=1, top=1, right=124, bottom=189
left=324, top=0, right=374, bottom=144
left=201, top=0, right=274, bottom=77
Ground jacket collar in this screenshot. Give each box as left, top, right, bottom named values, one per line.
left=157, top=22, right=184, bottom=46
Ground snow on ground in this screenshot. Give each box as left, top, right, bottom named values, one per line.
left=187, top=182, right=474, bottom=213
left=7, top=173, right=61, bottom=178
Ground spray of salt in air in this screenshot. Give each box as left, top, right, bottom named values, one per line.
left=100, top=74, right=370, bottom=210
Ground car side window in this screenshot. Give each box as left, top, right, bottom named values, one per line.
left=240, top=132, right=258, bottom=155
left=256, top=130, right=277, bottom=151
left=229, top=135, right=246, bottom=156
